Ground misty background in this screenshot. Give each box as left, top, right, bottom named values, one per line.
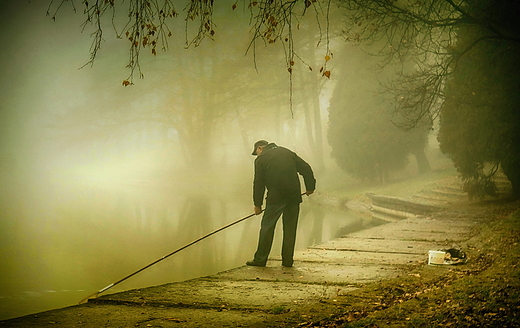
left=0, top=0, right=452, bottom=320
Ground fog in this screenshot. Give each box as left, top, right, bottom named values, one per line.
left=0, top=0, right=453, bottom=320
left=0, top=0, right=348, bottom=320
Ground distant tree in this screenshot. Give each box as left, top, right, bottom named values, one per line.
left=336, top=0, right=520, bottom=197
left=328, top=43, right=431, bottom=182
left=328, top=96, right=411, bottom=183
left=45, top=2, right=304, bottom=170
left=438, top=22, right=520, bottom=198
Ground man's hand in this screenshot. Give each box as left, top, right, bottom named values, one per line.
left=305, top=190, right=314, bottom=196
left=254, top=206, right=263, bottom=215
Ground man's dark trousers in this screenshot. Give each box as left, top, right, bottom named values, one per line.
left=252, top=202, right=300, bottom=267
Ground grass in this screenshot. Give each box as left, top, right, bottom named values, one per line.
left=272, top=305, right=288, bottom=315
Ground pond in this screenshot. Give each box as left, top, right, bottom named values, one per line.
left=0, top=174, right=379, bottom=320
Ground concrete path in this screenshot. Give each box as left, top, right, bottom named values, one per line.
left=85, top=206, right=479, bottom=325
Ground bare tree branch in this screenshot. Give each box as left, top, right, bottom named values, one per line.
left=337, top=0, right=520, bottom=130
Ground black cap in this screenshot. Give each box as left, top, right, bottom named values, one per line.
left=252, top=140, right=269, bottom=155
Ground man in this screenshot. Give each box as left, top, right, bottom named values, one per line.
left=246, top=140, right=316, bottom=268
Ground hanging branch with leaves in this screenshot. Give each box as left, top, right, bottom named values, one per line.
left=123, top=0, right=177, bottom=85
left=47, top=0, right=332, bottom=86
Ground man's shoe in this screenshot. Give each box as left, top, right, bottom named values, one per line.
left=282, top=263, right=293, bottom=267
left=246, top=260, right=266, bottom=267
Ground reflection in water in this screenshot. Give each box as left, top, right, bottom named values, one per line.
left=303, top=205, right=325, bottom=247
left=0, top=179, right=374, bottom=320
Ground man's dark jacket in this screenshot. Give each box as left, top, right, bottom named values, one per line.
left=253, top=143, right=316, bottom=207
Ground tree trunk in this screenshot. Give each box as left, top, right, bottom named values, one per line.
left=412, top=149, right=432, bottom=174
left=502, top=160, right=520, bottom=198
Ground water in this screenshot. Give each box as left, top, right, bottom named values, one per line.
left=0, top=173, right=374, bottom=320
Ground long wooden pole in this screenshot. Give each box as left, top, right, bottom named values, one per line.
left=79, top=211, right=259, bottom=303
